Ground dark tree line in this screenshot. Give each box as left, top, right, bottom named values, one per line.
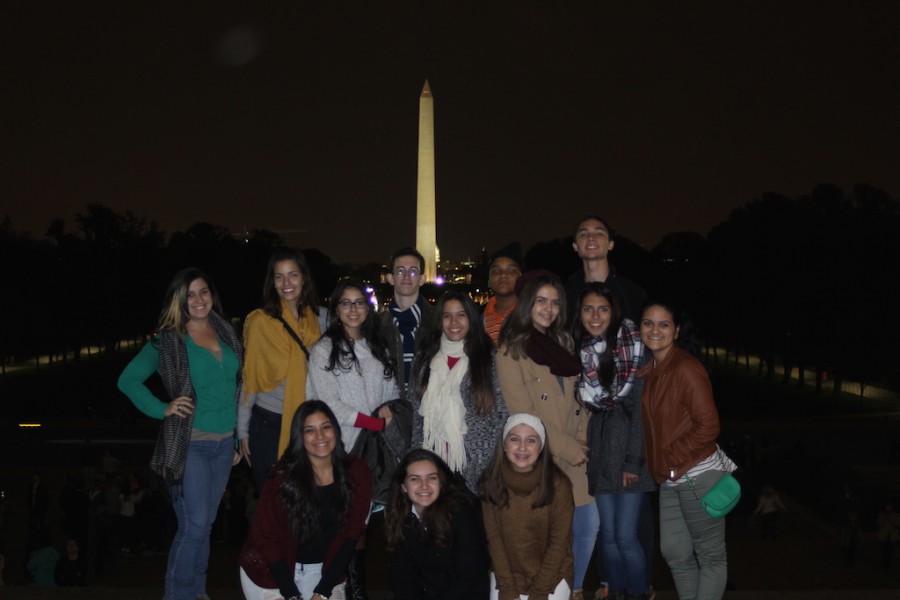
left=513, top=184, right=898, bottom=394
left=692, top=183, right=900, bottom=394
left=0, top=204, right=340, bottom=371
left=3, top=183, right=898, bottom=394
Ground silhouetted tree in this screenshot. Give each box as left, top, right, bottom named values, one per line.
left=704, top=184, right=899, bottom=395
left=302, top=248, right=340, bottom=303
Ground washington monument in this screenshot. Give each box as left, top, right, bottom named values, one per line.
left=416, top=80, right=438, bottom=282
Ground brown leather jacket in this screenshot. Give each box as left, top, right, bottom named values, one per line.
left=639, top=347, right=719, bottom=484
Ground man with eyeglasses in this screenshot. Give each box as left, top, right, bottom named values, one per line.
left=481, top=243, right=523, bottom=348
left=378, top=247, right=435, bottom=399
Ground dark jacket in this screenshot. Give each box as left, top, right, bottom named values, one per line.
left=351, top=398, right=413, bottom=504
left=378, top=299, right=436, bottom=400
left=639, top=347, right=720, bottom=483
left=564, top=267, right=647, bottom=324
left=586, top=372, right=656, bottom=494
left=239, top=456, right=372, bottom=597
left=388, top=501, right=490, bottom=600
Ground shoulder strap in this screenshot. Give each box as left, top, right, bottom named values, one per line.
left=275, top=315, right=310, bottom=361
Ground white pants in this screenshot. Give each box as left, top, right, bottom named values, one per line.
left=489, top=572, right=570, bottom=600
left=240, top=564, right=346, bottom=600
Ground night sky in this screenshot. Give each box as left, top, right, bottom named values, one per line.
left=4, top=2, right=899, bottom=264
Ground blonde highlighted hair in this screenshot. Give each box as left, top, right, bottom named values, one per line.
left=156, top=267, right=223, bottom=336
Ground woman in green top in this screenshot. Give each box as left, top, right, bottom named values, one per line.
left=118, top=267, right=243, bottom=600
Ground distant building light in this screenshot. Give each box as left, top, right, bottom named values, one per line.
left=18, top=423, right=42, bottom=428
left=435, top=276, right=445, bottom=286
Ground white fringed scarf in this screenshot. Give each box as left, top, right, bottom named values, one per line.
left=419, top=336, right=469, bottom=472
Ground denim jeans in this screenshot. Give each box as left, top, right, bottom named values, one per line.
left=572, top=502, right=600, bottom=590
left=166, top=438, right=234, bottom=600
left=593, top=496, right=654, bottom=587
left=659, top=470, right=728, bottom=600
left=595, top=492, right=646, bottom=595
left=248, top=404, right=282, bottom=491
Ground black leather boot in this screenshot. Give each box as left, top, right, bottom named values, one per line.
left=346, top=548, right=368, bottom=600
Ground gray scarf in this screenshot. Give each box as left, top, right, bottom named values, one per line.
left=150, top=311, right=243, bottom=484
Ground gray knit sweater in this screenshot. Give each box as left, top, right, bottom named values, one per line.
left=306, top=337, right=399, bottom=451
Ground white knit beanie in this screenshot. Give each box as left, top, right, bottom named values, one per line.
left=502, top=413, right=546, bottom=449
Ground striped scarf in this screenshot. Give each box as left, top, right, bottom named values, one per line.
left=390, top=296, right=427, bottom=386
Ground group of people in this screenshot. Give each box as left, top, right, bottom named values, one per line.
left=118, top=215, right=736, bottom=600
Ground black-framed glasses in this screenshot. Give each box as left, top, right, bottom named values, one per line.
left=337, top=299, right=368, bottom=310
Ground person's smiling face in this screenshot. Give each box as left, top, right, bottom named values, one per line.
left=186, top=278, right=212, bottom=321
left=504, top=423, right=542, bottom=473
left=441, top=299, right=469, bottom=342
left=302, top=411, right=337, bottom=460
left=580, top=292, right=611, bottom=338
left=531, top=284, right=560, bottom=333
left=402, top=459, right=442, bottom=514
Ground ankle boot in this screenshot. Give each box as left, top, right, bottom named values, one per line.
left=346, top=548, right=368, bottom=600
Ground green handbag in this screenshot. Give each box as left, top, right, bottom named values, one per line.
left=697, top=472, right=741, bottom=518
left=685, top=452, right=741, bottom=518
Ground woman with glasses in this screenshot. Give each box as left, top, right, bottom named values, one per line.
left=239, top=247, right=322, bottom=492
left=307, top=278, right=399, bottom=599
left=307, top=279, right=399, bottom=451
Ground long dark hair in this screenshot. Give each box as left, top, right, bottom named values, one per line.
left=320, top=279, right=393, bottom=378
left=262, top=247, right=320, bottom=318
left=384, top=449, right=473, bottom=551
left=410, top=290, right=496, bottom=417
left=276, top=400, right=353, bottom=543
left=479, top=426, right=563, bottom=510
left=572, top=283, right=625, bottom=391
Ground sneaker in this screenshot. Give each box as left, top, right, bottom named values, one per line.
left=573, top=589, right=584, bottom=600
left=594, top=584, right=609, bottom=600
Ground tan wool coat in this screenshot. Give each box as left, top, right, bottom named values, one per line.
left=495, top=346, right=592, bottom=507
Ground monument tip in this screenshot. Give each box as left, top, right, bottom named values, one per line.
left=421, top=79, right=431, bottom=96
